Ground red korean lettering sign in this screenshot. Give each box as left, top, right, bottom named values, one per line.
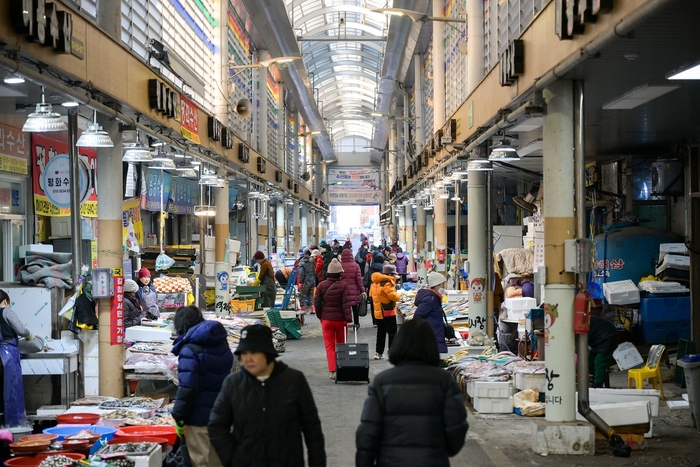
left=179, top=94, right=201, bottom=144
left=110, top=269, right=125, bottom=345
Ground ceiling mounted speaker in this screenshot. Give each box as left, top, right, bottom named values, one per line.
left=513, top=184, right=542, bottom=212
left=301, top=171, right=311, bottom=181
left=234, top=98, right=252, bottom=119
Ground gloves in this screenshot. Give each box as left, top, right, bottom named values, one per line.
left=175, top=421, right=185, bottom=437
left=27, top=331, right=35, bottom=341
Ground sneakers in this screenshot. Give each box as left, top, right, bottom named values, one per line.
left=373, top=352, right=384, bottom=360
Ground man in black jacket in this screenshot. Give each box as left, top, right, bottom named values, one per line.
left=208, top=325, right=326, bottom=467
left=588, top=315, right=618, bottom=388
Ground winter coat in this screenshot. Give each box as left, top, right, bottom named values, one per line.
left=355, top=361, right=468, bottom=467
left=123, top=293, right=143, bottom=328
left=136, top=282, right=159, bottom=319
left=369, top=273, right=400, bottom=319
left=298, top=256, right=317, bottom=287
left=315, top=255, right=324, bottom=283
left=340, top=249, right=364, bottom=306
left=355, top=245, right=368, bottom=266
left=314, top=277, right=351, bottom=322
left=589, top=315, right=618, bottom=354
left=363, top=260, right=384, bottom=291
left=322, top=250, right=335, bottom=280
left=395, top=252, right=409, bottom=275
left=171, top=320, right=233, bottom=426
left=208, top=360, right=327, bottom=467
left=413, top=288, right=447, bottom=353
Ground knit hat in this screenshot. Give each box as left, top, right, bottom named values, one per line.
left=382, top=264, right=397, bottom=275
left=427, top=272, right=447, bottom=288
left=389, top=253, right=397, bottom=261
left=138, top=267, right=150, bottom=279
left=311, top=249, right=320, bottom=257
left=124, top=279, right=139, bottom=293
left=253, top=251, right=266, bottom=260
left=234, top=324, right=279, bottom=357
left=327, top=258, right=343, bottom=274
left=373, top=254, right=385, bottom=264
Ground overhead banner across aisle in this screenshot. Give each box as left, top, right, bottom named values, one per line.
left=327, top=167, right=381, bottom=205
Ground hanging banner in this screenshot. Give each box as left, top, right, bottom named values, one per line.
left=0, top=122, right=28, bottom=175
left=32, top=134, right=98, bottom=217
left=140, top=167, right=199, bottom=214
left=327, top=167, right=381, bottom=205
left=122, top=198, right=144, bottom=247
left=229, top=187, right=238, bottom=210
left=179, top=94, right=201, bottom=144
left=110, top=269, right=125, bottom=345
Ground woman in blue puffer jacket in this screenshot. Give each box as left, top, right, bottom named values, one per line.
left=413, top=272, right=448, bottom=353
left=171, top=306, right=233, bottom=467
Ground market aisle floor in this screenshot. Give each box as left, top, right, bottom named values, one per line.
left=281, top=314, right=700, bottom=467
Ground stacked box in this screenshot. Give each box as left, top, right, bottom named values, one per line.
left=504, top=297, right=537, bottom=320
left=471, top=381, right=514, bottom=414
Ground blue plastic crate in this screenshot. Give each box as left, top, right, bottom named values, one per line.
left=639, top=293, right=690, bottom=344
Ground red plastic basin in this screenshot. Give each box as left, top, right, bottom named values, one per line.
left=55, top=413, right=101, bottom=425
left=5, top=452, right=85, bottom=467
left=115, top=426, right=177, bottom=446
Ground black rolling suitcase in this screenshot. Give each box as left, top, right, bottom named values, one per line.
left=335, top=326, right=370, bottom=384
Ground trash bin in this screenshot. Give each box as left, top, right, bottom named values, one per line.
left=678, top=354, right=700, bottom=428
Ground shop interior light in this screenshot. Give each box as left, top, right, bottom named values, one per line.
left=123, top=129, right=152, bottom=162
left=76, top=110, right=114, bottom=147
left=150, top=157, right=176, bottom=169
left=488, top=141, right=520, bottom=161
left=61, top=100, right=79, bottom=108
left=667, top=61, right=700, bottom=80
left=176, top=167, right=198, bottom=178
left=3, top=73, right=24, bottom=84
left=468, top=159, right=493, bottom=171
left=194, top=205, right=217, bottom=217
left=23, top=86, right=67, bottom=132
left=451, top=196, right=461, bottom=201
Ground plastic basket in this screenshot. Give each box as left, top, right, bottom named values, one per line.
left=230, top=299, right=257, bottom=313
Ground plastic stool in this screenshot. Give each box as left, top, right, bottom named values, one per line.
left=628, top=344, right=666, bottom=400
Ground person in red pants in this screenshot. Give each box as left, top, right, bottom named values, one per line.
left=315, top=258, right=352, bottom=380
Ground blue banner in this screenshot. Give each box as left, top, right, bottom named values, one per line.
left=141, top=167, right=199, bottom=214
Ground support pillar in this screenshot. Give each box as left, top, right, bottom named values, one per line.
left=215, top=179, right=230, bottom=315
left=255, top=50, right=269, bottom=155
left=301, top=205, right=308, bottom=248
left=293, top=201, right=301, bottom=250
left=97, top=116, right=124, bottom=397
left=426, top=208, right=434, bottom=251
left=416, top=203, right=427, bottom=281
left=466, top=0, right=485, bottom=96
left=397, top=207, right=406, bottom=249
left=433, top=0, right=446, bottom=130
left=276, top=200, right=285, bottom=254
left=404, top=206, right=414, bottom=273
left=467, top=170, right=487, bottom=335
left=413, top=54, right=425, bottom=152
left=543, top=80, right=576, bottom=422
left=433, top=198, right=447, bottom=276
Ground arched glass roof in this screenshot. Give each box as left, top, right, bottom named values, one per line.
left=285, top=0, right=390, bottom=143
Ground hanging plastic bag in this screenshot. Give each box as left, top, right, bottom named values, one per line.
left=156, top=253, right=176, bottom=271
left=124, top=220, right=140, bottom=254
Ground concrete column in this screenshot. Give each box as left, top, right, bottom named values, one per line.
left=95, top=0, right=120, bottom=40
left=433, top=198, right=447, bottom=276
left=215, top=180, right=230, bottom=315
left=543, top=80, right=576, bottom=422
left=292, top=113, right=299, bottom=179
left=293, top=201, right=301, bottom=250
left=466, top=0, right=485, bottom=96
left=426, top=208, right=434, bottom=251
left=247, top=186, right=257, bottom=260
left=397, top=206, right=407, bottom=249
left=301, top=205, right=308, bottom=248
left=467, top=170, right=487, bottom=335
left=319, top=212, right=327, bottom=243
left=256, top=50, right=270, bottom=154
left=97, top=116, right=124, bottom=397
left=416, top=205, right=427, bottom=281
left=276, top=81, right=284, bottom=167
left=276, top=200, right=285, bottom=253
left=404, top=206, right=414, bottom=273
left=433, top=0, right=446, bottom=132
left=413, top=54, right=425, bottom=152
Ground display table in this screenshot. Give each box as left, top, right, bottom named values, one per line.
left=21, top=340, right=79, bottom=409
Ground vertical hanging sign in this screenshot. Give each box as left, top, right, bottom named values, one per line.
left=179, top=94, right=201, bottom=144
left=110, top=268, right=124, bottom=345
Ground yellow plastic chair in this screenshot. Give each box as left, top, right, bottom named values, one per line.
left=627, top=344, right=666, bottom=400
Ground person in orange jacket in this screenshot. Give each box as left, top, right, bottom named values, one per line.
left=313, top=249, right=324, bottom=286
left=369, top=264, right=401, bottom=360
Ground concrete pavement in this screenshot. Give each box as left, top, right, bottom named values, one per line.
left=280, top=314, right=700, bottom=466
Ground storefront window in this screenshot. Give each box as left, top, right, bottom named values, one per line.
left=0, top=179, right=24, bottom=215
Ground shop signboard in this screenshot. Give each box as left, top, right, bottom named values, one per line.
left=110, top=268, right=124, bottom=345
left=32, top=134, right=98, bottom=217
left=327, top=167, right=381, bottom=205
left=122, top=198, right=144, bottom=247
left=180, top=94, right=201, bottom=144
left=140, top=166, right=200, bottom=214
left=0, top=122, right=28, bottom=175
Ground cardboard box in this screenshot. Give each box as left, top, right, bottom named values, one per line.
left=603, top=280, right=640, bottom=305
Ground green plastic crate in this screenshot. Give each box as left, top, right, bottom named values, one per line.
left=236, top=286, right=267, bottom=310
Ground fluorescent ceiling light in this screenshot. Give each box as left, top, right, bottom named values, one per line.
left=76, top=111, right=114, bottom=147
left=489, top=142, right=520, bottom=162
left=150, top=157, right=176, bottom=169
left=194, top=205, right=217, bottom=217
left=3, top=73, right=24, bottom=84
left=468, top=159, right=493, bottom=171
left=667, top=61, right=700, bottom=80
left=61, top=100, right=79, bottom=108
left=603, top=84, right=680, bottom=110
left=23, top=87, right=67, bottom=132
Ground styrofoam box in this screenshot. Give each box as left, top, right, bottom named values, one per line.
left=125, top=325, right=173, bottom=342
left=474, top=396, right=513, bottom=414
left=473, top=381, right=512, bottom=399
left=603, top=279, right=640, bottom=305
left=229, top=239, right=241, bottom=254
left=504, top=297, right=537, bottom=310
left=279, top=310, right=297, bottom=319
left=576, top=388, right=660, bottom=417
left=662, top=254, right=690, bottom=267
left=98, top=441, right=161, bottom=467
left=514, top=371, right=546, bottom=392
left=447, top=290, right=469, bottom=302
left=660, top=243, right=688, bottom=255
left=204, top=263, right=215, bottom=277
left=575, top=400, right=650, bottom=427
left=204, top=235, right=216, bottom=250
left=467, top=381, right=475, bottom=398
left=612, top=342, right=644, bottom=370
left=19, top=243, right=54, bottom=258
left=204, top=250, right=216, bottom=264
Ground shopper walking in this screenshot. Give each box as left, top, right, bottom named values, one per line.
left=209, top=325, right=326, bottom=466
left=171, top=306, right=233, bottom=467
left=0, top=289, right=37, bottom=427
left=364, top=255, right=385, bottom=328
left=413, top=272, right=448, bottom=353
left=394, top=249, right=409, bottom=284
left=298, top=250, right=317, bottom=315
left=340, top=248, right=366, bottom=328
left=253, top=251, right=276, bottom=308
left=123, top=279, right=144, bottom=328
left=356, top=319, right=468, bottom=467
left=314, top=247, right=325, bottom=285
left=136, top=268, right=159, bottom=319
left=315, top=258, right=352, bottom=380
left=369, top=264, right=401, bottom=360
left=355, top=241, right=369, bottom=275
